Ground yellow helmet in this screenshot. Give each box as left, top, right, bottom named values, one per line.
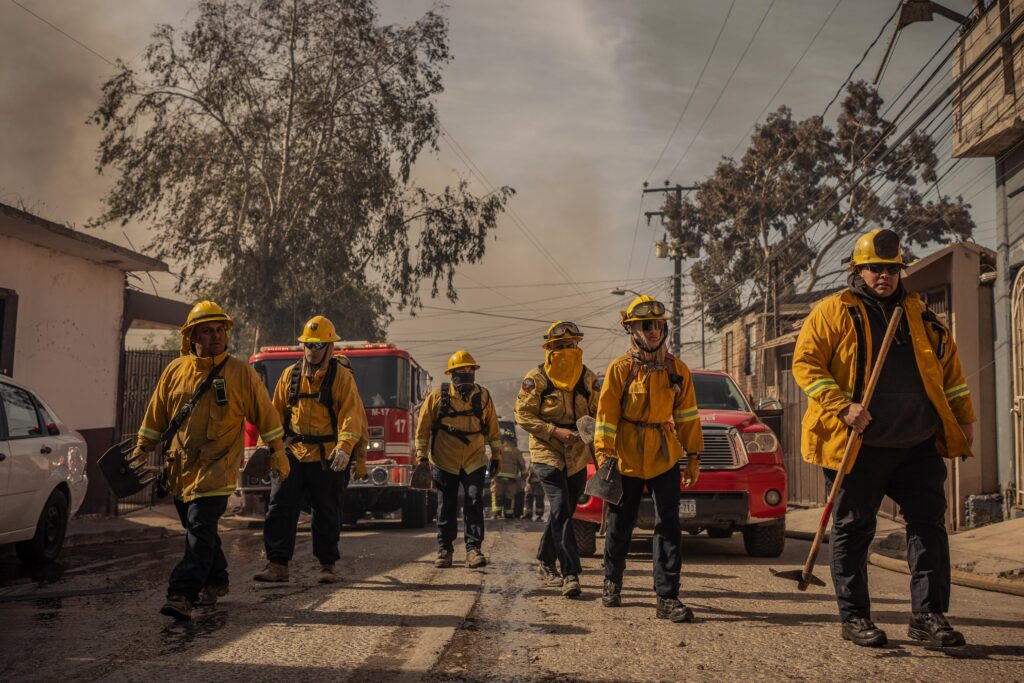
left=849, top=228, right=905, bottom=269
left=621, top=294, right=668, bottom=324
left=181, top=300, right=233, bottom=333
left=180, top=300, right=233, bottom=356
left=297, top=315, right=340, bottom=344
left=446, top=350, right=479, bottom=374
left=543, top=320, right=583, bottom=348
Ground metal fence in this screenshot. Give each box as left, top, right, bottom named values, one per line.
left=116, top=349, right=177, bottom=515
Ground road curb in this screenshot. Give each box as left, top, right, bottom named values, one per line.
left=65, top=525, right=177, bottom=548
left=869, top=552, right=1024, bottom=598
left=786, top=530, right=829, bottom=543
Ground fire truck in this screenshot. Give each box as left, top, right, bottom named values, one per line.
left=241, top=342, right=435, bottom=527
left=572, top=369, right=787, bottom=558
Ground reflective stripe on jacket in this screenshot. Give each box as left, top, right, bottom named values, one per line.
left=594, top=353, right=703, bottom=480
left=136, top=352, right=284, bottom=502
left=792, top=290, right=976, bottom=471
left=414, top=384, right=501, bottom=475
left=513, top=366, right=598, bottom=475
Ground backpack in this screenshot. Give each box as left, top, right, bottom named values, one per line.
left=430, top=383, right=490, bottom=449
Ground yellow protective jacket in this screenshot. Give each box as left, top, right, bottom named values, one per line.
left=494, top=443, right=527, bottom=479
left=594, top=353, right=704, bottom=480
left=514, top=365, right=599, bottom=475
left=415, top=383, right=501, bottom=475
left=271, top=359, right=368, bottom=466
left=137, top=351, right=285, bottom=502
left=793, top=290, right=976, bottom=471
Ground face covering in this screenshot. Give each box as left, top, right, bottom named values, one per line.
left=544, top=347, right=584, bottom=391
left=629, top=321, right=668, bottom=366
left=452, top=371, right=475, bottom=399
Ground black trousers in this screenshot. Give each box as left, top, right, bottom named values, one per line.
left=534, top=463, right=587, bottom=576
left=169, top=495, right=229, bottom=602
left=525, top=493, right=544, bottom=518
left=432, top=466, right=485, bottom=551
left=823, top=438, right=950, bottom=620
left=264, top=451, right=345, bottom=565
left=604, top=465, right=682, bottom=598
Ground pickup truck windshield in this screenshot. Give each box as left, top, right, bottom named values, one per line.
left=692, top=373, right=750, bottom=412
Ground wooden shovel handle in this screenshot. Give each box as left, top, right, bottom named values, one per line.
left=802, top=305, right=904, bottom=575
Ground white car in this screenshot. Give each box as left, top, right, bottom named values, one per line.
left=0, top=376, right=87, bottom=564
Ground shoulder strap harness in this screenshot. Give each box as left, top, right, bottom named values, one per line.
left=284, top=358, right=341, bottom=469
left=537, top=364, right=592, bottom=429
left=430, top=383, right=489, bottom=448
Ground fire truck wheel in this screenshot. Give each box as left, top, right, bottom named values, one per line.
left=572, top=519, right=599, bottom=557
left=402, top=490, right=429, bottom=528
left=741, top=519, right=786, bottom=558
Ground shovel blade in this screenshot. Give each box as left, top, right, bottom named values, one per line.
left=769, top=567, right=827, bottom=591
left=98, top=437, right=153, bottom=499
left=584, top=459, right=623, bottom=505
left=409, top=461, right=433, bottom=490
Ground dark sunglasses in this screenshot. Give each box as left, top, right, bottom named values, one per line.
left=863, top=263, right=902, bottom=275
left=641, top=320, right=664, bottom=332
left=303, top=341, right=328, bottom=350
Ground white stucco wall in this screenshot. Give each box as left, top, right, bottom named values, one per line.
left=0, top=234, right=123, bottom=430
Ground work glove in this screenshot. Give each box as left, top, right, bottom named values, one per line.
left=682, top=455, right=700, bottom=488
left=270, top=447, right=291, bottom=482
left=329, top=446, right=351, bottom=472
left=127, top=444, right=152, bottom=471
left=416, top=451, right=428, bottom=465
left=353, top=459, right=367, bottom=479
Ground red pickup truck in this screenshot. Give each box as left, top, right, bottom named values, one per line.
left=572, top=369, right=787, bottom=558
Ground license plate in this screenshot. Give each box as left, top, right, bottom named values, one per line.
left=680, top=499, right=696, bottom=518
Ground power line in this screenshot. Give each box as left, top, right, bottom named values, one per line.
left=644, top=0, right=737, bottom=182
left=820, top=0, right=902, bottom=117
left=667, top=0, right=777, bottom=180
left=9, top=0, right=117, bottom=67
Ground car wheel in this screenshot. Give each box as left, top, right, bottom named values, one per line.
left=16, top=489, right=69, bottom=565
left=401, top=490, right=429, bottom=528
left=572, top=519, right=599, bottom=557
left=741, top=519, right=785, bottom=558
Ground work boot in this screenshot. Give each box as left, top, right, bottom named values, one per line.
left=317, top=563, right=338, bottom=584
left=253, top=562, right=289, bottom=582
left=561, top=574, right=582, bottom=598
left=602, top=579, right=622, bottom=607
left=656, top=597, right=694, bottom=623
left=467, top=548, right=488, bottom=568
left=908, top=612, right=966, bottom=647
left=195, top=582, right=229, bottom=606
left=537, top=562, right=562, bottom=587
left=160, top=594, right=193, bottom=621
left=435, top=549, right=453, bottom=568
left=841, top=617, right=888, bottom=647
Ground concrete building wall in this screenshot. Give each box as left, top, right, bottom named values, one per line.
left=0, top=234, right=124, bottom=431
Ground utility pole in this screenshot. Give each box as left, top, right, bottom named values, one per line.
left=643, top=181, right=697, bottom=358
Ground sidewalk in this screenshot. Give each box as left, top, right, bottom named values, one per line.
left=785, top=505, right=1024, bottom=596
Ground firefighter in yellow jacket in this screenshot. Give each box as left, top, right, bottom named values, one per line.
left=514, top=321, right=598, bottom=598
left=254, top=316, right=368, bottom=585
left=490, top=423, right=527, bottom=519
left=793, top=228, right=975, bottom=649
left=415, top=350, right=501, bottom=569
left=134, top=301, right=288, bottom=621
left=594, top=295, right=703, bottom=622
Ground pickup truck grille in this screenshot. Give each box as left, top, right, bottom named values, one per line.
left=684, top=424, right=748, bottom=471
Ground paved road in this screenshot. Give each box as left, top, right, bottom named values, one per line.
left=1, top=518, right=1022, bottom=681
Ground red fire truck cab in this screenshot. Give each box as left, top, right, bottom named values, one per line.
left=572, top=369, right=787, bottom=558
left=242, top=342, right=435, bottom=527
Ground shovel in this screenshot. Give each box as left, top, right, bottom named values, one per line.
left=409, top=461, right=433, bottom=490
left=576, top=415, right=624, bottom=506
left=98, top=437, right=158, bottom=498
left=771, top=305, right=903, bottom=591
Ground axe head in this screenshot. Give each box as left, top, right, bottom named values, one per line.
left=242, top=446, right=272, bottom=481
left=584, top=457, right=623, bottom=505
left=769, top=567, right=827, bottom=591
left=98, top=437, right=156, bottom=499
left=409, top=461, right=433, bottom=490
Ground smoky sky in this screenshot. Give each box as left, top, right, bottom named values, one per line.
left=0, top=0, right=995, bottom=394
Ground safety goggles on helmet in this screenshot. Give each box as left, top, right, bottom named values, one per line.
left=863, top=263, right=901, bottom=275
left=629, top=300, right=666, bottom=319
left=544, top=321, right=582, bottom=340
left=303, top=341, right=328, bottom=350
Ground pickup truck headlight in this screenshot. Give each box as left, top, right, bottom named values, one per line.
left=741, top=431, right=779, bottom=454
